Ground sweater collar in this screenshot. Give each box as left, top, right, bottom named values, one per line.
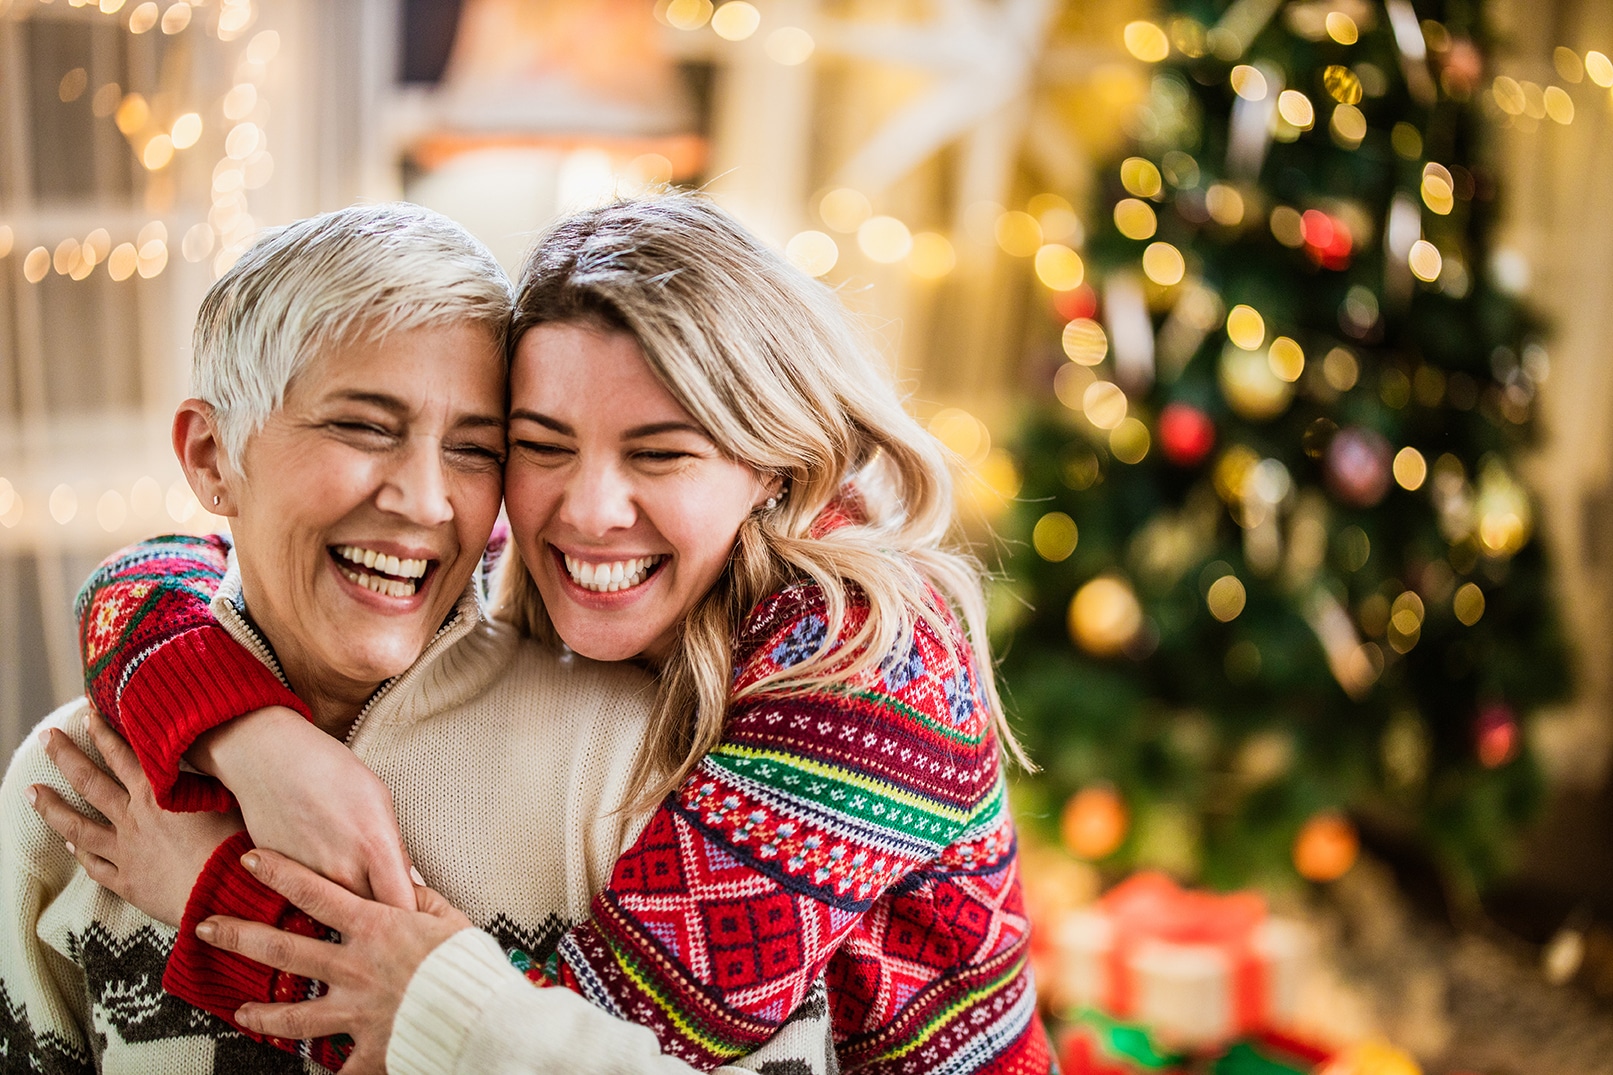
left=210, top=553, right=485, bottom=731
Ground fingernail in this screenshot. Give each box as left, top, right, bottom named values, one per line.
left=64, top=841, right=75, bottom=855
left=241, top=852, right=259, bottom=872
left=37, top=729, right=50, bottom=747
left=195, top=920, right=217, bottom=942
left=24, top=786, right=36, bottom=806
left=410, top=865, right=426, bottom=886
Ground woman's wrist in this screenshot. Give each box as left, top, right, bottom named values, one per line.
left=187, top=706, right=310, bottom=780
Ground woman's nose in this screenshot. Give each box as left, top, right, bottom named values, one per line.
left=376, top=438, right=454, bottom=526
left=557, top=460, right=636, bottom=537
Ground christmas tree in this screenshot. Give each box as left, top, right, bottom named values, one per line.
left=998, top=0, right=1571, bottom=894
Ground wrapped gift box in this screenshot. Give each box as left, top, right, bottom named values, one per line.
left=1058, top=1011, right=1336, bottom=1075
left=1058, top=1009, right=1190, bottom=1074
left=1058, top=872, right=1311, bottom=1050
left=1211, top=1032, right=1335, bottom=1074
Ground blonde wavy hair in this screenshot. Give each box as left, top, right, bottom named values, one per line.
left=495, top=192, right=1028, bottom=807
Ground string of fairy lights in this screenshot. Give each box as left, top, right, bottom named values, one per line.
left=0, top=0, right=275, bottom=539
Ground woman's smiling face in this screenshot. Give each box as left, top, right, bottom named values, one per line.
left=502, top=321, right=773, bottom=664
left=224, top=321, right=507, bottom=716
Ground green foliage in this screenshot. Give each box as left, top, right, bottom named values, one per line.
left=1000, top=0, right=1572, bottom=890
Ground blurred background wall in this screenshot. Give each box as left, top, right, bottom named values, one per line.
left=1, top=0, right=1611, bottom=906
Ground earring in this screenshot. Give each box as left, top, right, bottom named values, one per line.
left=212, top=495, right=220, bottom=507
left=764, top=496, right=778, bottom=510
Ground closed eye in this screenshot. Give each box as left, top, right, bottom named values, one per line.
left=449, top=443, right=506, bottom=467
left=511, top=440, right=571, bottom=457
left=330, top=421, right=398, bottom=442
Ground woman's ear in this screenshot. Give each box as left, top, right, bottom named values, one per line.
left=754, top=472, right=787, bottom=511
left=171, top=399, right=238, bottom=516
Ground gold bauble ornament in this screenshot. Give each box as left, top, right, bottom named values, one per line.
left=1068, top=575, right=1143, bottom=657
left=1293, top=811, right=1359, bottom=882
left=1218, top=343, right=1295, bottom=421
left=1060, top=786, right=1129, bottom=860
left=1318, top=1041, right=1422, bottom=1075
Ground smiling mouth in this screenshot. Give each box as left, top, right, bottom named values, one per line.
left=331, top=545, right=434, bottom=599
left=559, top=550, right=666, bottom=593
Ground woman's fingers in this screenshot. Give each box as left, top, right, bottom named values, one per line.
left=363, top=836, right=419, bottom=912
left=40, top=728, right=129, bottom=819
left=68, top=843, right=121, bottom=889
left=196, top=916, right=343, bottom=981
left=241, top=848, right=369, bottom=931
left=29, top=784, right=120, bottom=862
left=233, top=997, right=350, bottom=1042
left=84, top=708, right=147, bottom=794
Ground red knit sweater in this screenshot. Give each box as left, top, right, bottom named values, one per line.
left=78, top=536, right=1053, bottom=1073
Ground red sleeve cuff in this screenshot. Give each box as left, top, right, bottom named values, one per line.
left=164, top=830, right=295, bottom=1025
left=121, top=625, right=310, bottom=813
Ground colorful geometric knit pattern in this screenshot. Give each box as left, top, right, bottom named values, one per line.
left=75, top=533, right=310, bottom=813
left=77, top=538, right=1053, bottom=1074
left=541, top=582, right=1053, bottom=1074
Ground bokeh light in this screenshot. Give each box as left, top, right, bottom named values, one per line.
left=785, top=230, right=837, bottom=277
left=1033, top=512, right=1079, bottom=562
left=1062, top=318, right=1108, bottom=365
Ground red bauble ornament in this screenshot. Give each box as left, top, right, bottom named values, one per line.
left=1053, top=283, right=1099, bottom=322
left=1158, top=403, right=1217, bottom=467
left=1301, top=209, right=1353, bottom=270
left=1325, top=427, right=1392, bottom=507
left=1475, top=703, right=1520, bottom=768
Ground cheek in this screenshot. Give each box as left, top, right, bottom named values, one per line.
left=502, top=465, right=563, bottom=541
left=660, top=482, right=755, bottom=574
left=449, top=468, right=505, bottom=534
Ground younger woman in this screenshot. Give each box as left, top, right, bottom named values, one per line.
left=40, top=193, right=1052, bottom=1074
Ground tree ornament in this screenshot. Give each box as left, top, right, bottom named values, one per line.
left=1318, top=1040, right=1423, bottom=1075
left=1068, top=574, right=1143, bottom=657
left=1060, top=785, right=1129, bottom=860
left=1301, top=208, right=1353, bottom=270
left=1053, top=283, right=1098, bottom=322
left=1219, top=345, right=1294, bottom=421
left=1325, top=426, right=1393, bottom=507
left=1293, top=811, right=1359, bottom=882
left=1475, top=702, right=1520, bottom=768
left=1157, top=402, right=1217, bottom=466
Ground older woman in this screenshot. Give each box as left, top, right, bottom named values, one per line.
left=7, top=202, right=827, bottom=1074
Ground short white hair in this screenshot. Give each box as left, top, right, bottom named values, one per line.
left=192, top=202, right=513, bottom=462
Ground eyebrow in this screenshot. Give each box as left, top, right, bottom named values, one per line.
left=330, top=390, right=504, bottom=431
left=508, top=410, right=708, bottom=441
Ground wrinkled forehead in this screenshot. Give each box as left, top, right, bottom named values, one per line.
left=280, top=317, right=509, bottom=424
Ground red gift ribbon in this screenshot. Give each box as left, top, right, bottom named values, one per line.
left=1097, top=872, right=1270, bottom=1036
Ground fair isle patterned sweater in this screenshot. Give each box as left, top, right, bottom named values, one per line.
left=77, top=535, right=1054, bottom=1074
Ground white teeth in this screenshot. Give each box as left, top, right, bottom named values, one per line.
left=561, top=553, right=663, bottom=593
left=338, top=565, right=418, bottom=599
left=334, top=545, right=430, bottom=580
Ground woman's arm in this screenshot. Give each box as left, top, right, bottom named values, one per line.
left=32, top=711, right=375, bottom=1069
left=76, top=533, right=309, bottom=812
left=75, top=534, right=419, bottom=906
left=193, top=851, right=838, bottom=1075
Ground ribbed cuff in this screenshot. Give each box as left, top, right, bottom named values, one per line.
left=120, top=624, right=309, bottom=812
left=388, top=928, right=529, bottom=1075
left=163, top=830, right=295, bottom=1026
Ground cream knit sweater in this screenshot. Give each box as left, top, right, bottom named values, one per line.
left=0, top=565, right=832, bottom=1074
